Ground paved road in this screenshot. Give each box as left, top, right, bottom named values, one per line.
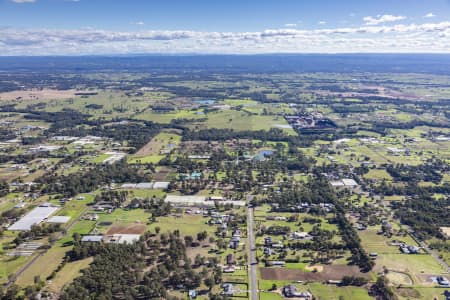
left=247, top=205, right=258, bottom=300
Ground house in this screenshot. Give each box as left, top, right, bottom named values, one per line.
left=265, top=260, right=286, bottom=267
left=81, top=235, right=103, bottom=243
left=266, top=215, right=287, bottom=221
left=188, top=290, right=197, bottom=299
left=263, top=247, right=272, bottom=255
left=355, top=223, right=367, bottom=231
left=291, top=231, right=311, bottom=240
left=180, top=172, right=203, bottom=180
left=264, top=237, right=273, bottom=247
left=222, top=283, right=234, bottom=295
left=230, top=236, right=240, bottom=243
left=387, top=147, right=405, bottom=155
left=272, top=242, right=284, bottom=249
left=229, top=240, right=239, bottom=249
left=282, top=285, right=312, bottom=299
left=13, top=202, right=25, bottom=209
left=437, top=276, right=450, bottom=286
left=399, top=244, right=420, bottom=254
left=103, top=234, right=141, bottom=244
left=223, top=265, right=236, bottom=273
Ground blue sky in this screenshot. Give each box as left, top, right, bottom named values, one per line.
left=1, top=0, right=450, bottom=55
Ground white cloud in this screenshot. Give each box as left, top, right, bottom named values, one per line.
left=424, top=13, right=436, bottom=18
left=284, top=23, right=297, bottom=28
left=363, top=14, right=406, bottom=25
left=1, top=21, right=450, bottom=55
left=131, top=21, right=145, bottom=26
left=11, top=0, right=36, bottom=3
left=318, top=21, right=327, bottom=25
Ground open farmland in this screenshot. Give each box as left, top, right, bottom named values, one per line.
left=0, top=55, right=449, bottom=300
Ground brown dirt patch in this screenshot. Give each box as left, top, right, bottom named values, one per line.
left=260, top=265, right=370, bottom=281
left=154, top=167, right=173, bottom=181
left=135, top=139, right=159, bottom=156
left=106, top=224, right=147, bottom=235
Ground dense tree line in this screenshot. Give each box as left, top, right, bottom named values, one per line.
left=0, top=128, right=16, bottom=142
left=393, top=192, right=450, bottom=239
left=47, top=121, right=162, bottom=153
left=268, top=177, right=337, bottom=209
left=0, top=181, right=8, bottom=197
left=386, top=163, right=445, bottom=184
left=61, top=231, right=225, bottom=300
left=334, top=207, right=374, bottom=272
left=38, top=160, right=147, bottom=197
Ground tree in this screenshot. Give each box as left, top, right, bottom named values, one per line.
left=204, top=277, right=215, bottom=291
left=197, top=231, right=208, bottom=242
left=184, top=235, right=193, bottom=247
left=371, top=276, right=398, bottom=300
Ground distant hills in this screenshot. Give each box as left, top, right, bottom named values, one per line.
left=2, top=54, right=450, bottom=74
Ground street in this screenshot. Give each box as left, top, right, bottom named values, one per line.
left=247, top=203, right=258, bottom=300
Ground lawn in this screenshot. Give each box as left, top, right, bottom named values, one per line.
left=148, top=214, right=216, bottom=237
left=134, top=110, right=205, bottom=124
left=201, top=110, right=296, bottom=135
left=258, top=281, right=372, bottom=300
left=308, top=282, right=372, bottom=300
left=16, top=245, right=68, bottom=286
left=55, top=196, right=92, bottom=220
left=46, top=257, right=93, bottom=293
left=0, top=255, right=30, bottom=284
left=96, top=208, right=151, bottom=228
left=128, top=154, right=165, bottom=164
left=259, top=292, right=284, bottom=300
left=58, top=220, right=96, bottom=245
left=375, top=254, right=444, bottom=276
left=364, top=169, right=392, bottom=181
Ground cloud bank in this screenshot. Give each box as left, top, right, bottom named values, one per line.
left=363, top=14, right=406, bottom=25
left=1, top=21, right=450, bottom=55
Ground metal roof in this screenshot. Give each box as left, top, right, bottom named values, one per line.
left=8, top=205, right=59, bottom=231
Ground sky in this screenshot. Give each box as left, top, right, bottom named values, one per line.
left=1, top=0, right=450, bottom=55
